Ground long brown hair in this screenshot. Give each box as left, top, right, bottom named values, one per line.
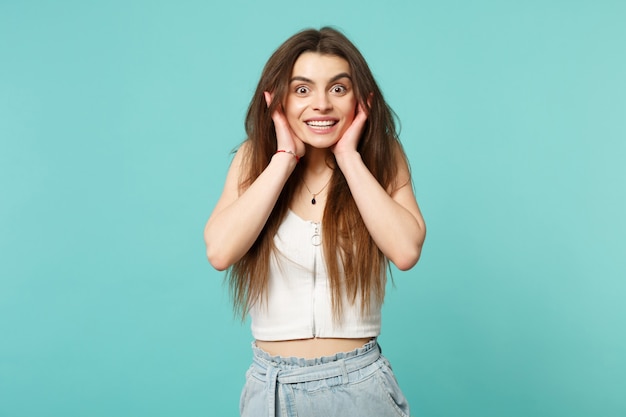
left=229, top=27, right=405, bottom=320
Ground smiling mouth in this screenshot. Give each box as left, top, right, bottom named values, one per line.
left=305, top=120, right=338, bottom=129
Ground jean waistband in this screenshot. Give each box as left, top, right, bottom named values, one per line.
left=252, top=339, right=381, bottom=384
left=252, top=338, right=380, bottom=383
left=250, top=339, right=381, bottom=417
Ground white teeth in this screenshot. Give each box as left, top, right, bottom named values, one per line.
left=306, top=120, right=336, bottom=127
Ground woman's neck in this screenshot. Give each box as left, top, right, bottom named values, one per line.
left=289, top=147, right=335, bottom=221
left=301, top=147, right=334, bottom=175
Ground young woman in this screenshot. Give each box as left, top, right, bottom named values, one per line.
left=205, top=27, right=425, bottom=417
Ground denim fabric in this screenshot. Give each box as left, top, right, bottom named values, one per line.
left=240, top=339, right=410, bottom=417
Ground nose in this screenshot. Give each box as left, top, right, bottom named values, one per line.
left=312, top=91, right=332, bottom=112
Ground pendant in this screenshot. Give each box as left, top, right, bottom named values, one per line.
left=312, top=223, right=321, bottom=246
left=311, top=197, right=316, bottom=205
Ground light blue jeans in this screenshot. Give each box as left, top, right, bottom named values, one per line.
left=240, top=339, right=410, bottom=417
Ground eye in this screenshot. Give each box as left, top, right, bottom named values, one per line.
left=294, top=86, right=309, bottom=95
left=330, top=84, right=347, bottom=95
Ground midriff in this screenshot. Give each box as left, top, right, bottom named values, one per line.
left=255, top=337, right=372, bottom=359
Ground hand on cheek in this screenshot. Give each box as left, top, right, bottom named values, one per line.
left=264, top=91, right=306, bottom=158
left=332, top=100, right=370, bottom=156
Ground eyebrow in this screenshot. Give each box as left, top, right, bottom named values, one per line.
left=289, top=72, right=352, bottom=84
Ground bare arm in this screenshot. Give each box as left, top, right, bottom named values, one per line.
left=332, top=104, right=425, bottom=270
left=204, top=145, right=297, bottom=270
left=204, top=92, right=304, bottom=271
left=335, top=148, right=425, bottom=270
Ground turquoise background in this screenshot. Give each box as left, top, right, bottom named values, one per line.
left=1, top=0, right=625, bottom=416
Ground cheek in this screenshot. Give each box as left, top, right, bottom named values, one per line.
left=284, top=100, right=306, bottom=126
left=343, top=101, right=357, bottom=123
left=335, top=100, right=357, bottom=137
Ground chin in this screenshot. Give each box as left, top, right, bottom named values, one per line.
left=302, top=136, right=341, bottom=150
left=301, top=128, right=350, bottom=149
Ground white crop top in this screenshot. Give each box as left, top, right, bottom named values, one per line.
left=249, top=210, right=382, bottom=341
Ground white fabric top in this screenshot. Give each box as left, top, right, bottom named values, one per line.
left=249, top=210, right=382, bottom=341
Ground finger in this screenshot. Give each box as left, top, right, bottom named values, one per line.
left=264, top=92, right=287, bottom=127
left=355, top=102, right=369, bottom=122
left=271, top=104, right=288, bottom=126
left=355, top=93, right=373, bottom=119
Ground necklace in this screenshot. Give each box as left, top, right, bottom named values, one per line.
left=302, top=175, right=332, bottom=205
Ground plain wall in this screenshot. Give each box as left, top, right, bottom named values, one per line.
left=1, top=0, right=624, bottom=416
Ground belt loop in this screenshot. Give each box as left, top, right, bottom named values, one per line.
left=266, top=364, right=280, bottom=417
left=339, top=359, right=349, bottom=385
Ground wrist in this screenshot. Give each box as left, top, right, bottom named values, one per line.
left=334, top=149, right=361, bottom=166
left=271, top=150, right=300, bottom=170
left=275, top=149, right=300, bottom=162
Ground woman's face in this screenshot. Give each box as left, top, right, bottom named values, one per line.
left=283, top=52, right=357, bottom=149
